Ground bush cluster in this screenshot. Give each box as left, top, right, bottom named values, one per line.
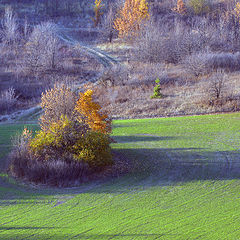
left=9, top=85, right=113, bottom=186
left=183, top=52, right=240, bottom=76
left=187, top=0, right=210, bottom=15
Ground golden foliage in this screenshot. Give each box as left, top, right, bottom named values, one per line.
left=92, top=0, right=104, bottom=27
left=234, top=2, right=240, bottom=19
left=75, top=89, right=111, bottom=134
left=113, top=0, right=149, bottom=39
left=30, top=115, right=112, bottom=167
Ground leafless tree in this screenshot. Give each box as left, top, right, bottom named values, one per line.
left=0, top=6, right=19, bottom=45
left=183, top=52, right=209, bottom=76
left=104, top=4, right=117, bottom=43
left=23, top=22, right=60, bottom=74
left=0, top=87, right=18, bottom=112
left=209, top=70, right=226, bottom=100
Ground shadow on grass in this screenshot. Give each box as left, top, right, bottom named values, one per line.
left=2, top=146, right=240, bottom=196
left=0, top=226, right=57, bottom=230
left=1, top=145, right=240, bottom=196
left=0, top=232, right=173, bottom=239
left=0, top=199, right=54, bottom=206
left=112, top=135, right=185, bottom=143
left=116, top=147, right=240, bottom=180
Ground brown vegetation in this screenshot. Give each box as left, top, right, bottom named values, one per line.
left=1, top=0, right=240, bottom=120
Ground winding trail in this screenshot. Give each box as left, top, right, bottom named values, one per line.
left=0, top=27, right=119, bottom=124
left=58, top=27, right=118, bottom=68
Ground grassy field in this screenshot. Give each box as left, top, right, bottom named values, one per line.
left=0, top=113, right=240, bottom=239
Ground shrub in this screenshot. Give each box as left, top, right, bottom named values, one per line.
left=30, top=116, right=87, bottom=161
left=30, top=115, right=112, bottom=168
left=72, top=131, right=112, bottom=168
left=182, top=52, right=209, bottom=76
left=187, top=0, right=210, bottom=15
left=0, top=87, right=18, bottom=113
left=151, top=78, right=163, bottom=99
left=208, top=70, right=226, bottom=101
left=40, top=84, right=77, bottom=131
left=99, top=65, right=129, bottom=86
left=9, top=87, right=113, bottom=186
left=9, top=151, right=88, bottom=187
left=0, top=6, right=19, bottom=45
left=207, top=52, right=240, bottom=71
left=172, top=0, right=187, bottom=14
left=11, top=127, right=33, bottom=156
left=183, top=52, right=240, bottom=76
left=135, top=20, right=206, bottom=63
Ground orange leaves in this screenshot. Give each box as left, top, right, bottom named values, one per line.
left=113, top=0, right=149, bottom=39
left=75, top=89, right=111, bottom=134
left=172, top=0, right=187, bottom=14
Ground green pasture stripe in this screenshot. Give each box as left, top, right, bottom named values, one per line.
left=0, top=113, right=240, bottom=239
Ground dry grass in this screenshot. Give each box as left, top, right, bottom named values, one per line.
left=0, top=40, right=102, bottom=115
left=92, top=56, right=240, bottom=119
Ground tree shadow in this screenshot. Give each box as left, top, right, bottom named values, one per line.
left=0, top=232, right=174, bottom=239
left=0, top=226, right=57, bottom=230
left=120, top=147, right=240, bottom=179
left=0, top=199, right=54, bottom=206
left=1, top=145, right=240, bottom=196
left=90, top=147, right=240, bottom=193
left=112, top=135, right=185, bottom=143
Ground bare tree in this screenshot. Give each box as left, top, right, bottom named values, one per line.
left=102, top=4, right=115, bottom=43
left=209, top=70, right=226, bottom=100
left=23, top=22, right=60, bottom=74
left=0, top=87, right=18, bottom=112
left=0, top=6, right=19, bottom=45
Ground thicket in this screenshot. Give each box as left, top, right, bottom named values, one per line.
left=9, top=85, right=113, bottom=186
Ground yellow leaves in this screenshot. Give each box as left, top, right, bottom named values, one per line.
left=75, top=89, right=111, bottom=134
left=234, top=2, right=240, bottom=19
left=28, top=86, right=112, bottom=168
left=92, top=0, right=104, bottom=27
left=113, top=0, right=149, bottom=39
left=139, top=0, right=149, bottom=18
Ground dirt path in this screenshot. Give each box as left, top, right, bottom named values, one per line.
left=0, top=27, right=119, bottom=124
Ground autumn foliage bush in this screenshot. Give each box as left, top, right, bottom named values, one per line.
left=9, top=85, right=113, bottom=186
left=114, top=0, right=149, bottom=39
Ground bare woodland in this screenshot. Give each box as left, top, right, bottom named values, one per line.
left=1, top=0, right=240, bottom=119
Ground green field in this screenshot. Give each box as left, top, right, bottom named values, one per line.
left=0, top=113, right=240, bottom=239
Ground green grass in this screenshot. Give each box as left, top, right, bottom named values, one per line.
left=0, top=113, right=240, bottom=239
